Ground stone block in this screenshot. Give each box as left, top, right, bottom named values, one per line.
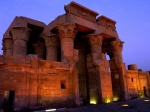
left=128, top=64, right=137, bottom=70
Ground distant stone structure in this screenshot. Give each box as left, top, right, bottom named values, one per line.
left=0, top=1, right=150, bottom=109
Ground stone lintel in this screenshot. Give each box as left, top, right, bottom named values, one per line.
left=65, top=2, right=98, bottom=23
left=65, top=1, right=99, bottom=16
left=126, top=70, right=138, bottom=75
left=97, top=15, right=116, bottom=31
left=97, top=15, right=116, bottom=25
left=128, top=64, right=137, bottom=70
left=20, top=16, right=46, bottom=28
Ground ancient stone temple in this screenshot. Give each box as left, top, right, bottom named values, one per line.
left=0, top=1, right=150, bottom=109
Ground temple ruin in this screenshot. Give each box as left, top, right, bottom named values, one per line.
left=0, top=1, right=150, bottom=109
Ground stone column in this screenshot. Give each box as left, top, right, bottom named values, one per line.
left=88, top=34, right=105, bottom=62
left=75, top=43, right=87, bottom=102
left=110, top=40, right=127, bottom=100
left=87, top=34, right=113, bottom=103
left=10, top=26, right=32, bottom=57
left=88, top=34, right=102, bottom=54
left=3, top=38, right=13, bottom=56
left=57, top=23, right=77, bottom=63
left=87, top=34, right=103, bottom=104
left=44, top=35, right=59, bottom=61
left=32, top=43, right=45, bottom=59
left=110, top=41, right=124, bottom=63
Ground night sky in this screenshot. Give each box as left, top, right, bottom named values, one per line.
left=0, top=0, right=150, bottom=71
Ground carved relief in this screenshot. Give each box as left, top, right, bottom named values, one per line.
left=0, top=55, right=30, bottom=65
left=88, top=34, right=102, bottom=46
left=68, top=49, right=79, bottom=73
left=98, top=21, right=116, bottom=31
left=97, top=60, right=109, bottom=72
left=97, top=16, right=116, bottom=31
left=57, top=23, right=77, bottom=39
left=69, top=6, right=96, bottom=22
left=44, top=35, right=59, bottom=47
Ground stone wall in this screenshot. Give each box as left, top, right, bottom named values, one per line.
left=125, top=70, right=139, bottom=99
left=125, top=66, right=150, bottom=99
left=0, top=55, right=78, bottom=108
left=138, top=71, right=149, bottom=97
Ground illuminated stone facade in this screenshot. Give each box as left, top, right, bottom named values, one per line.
left=0, top=1, right=150, bottom=109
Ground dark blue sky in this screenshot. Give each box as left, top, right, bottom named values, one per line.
left=0, top=0, right=150, bottom=71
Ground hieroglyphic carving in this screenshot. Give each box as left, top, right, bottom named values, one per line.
left=0, top=55, right=30, bottom=65
left=70, top=49, right=79, bottom=72
left=69, top=6, right=96, bottom=22
left=51, top=62, right=69, bottom=69
left=98, top=20, right=116, bottom=31
left=64, top=1, right=98, bottom=23
left=96, top=60, right=109, bottom=72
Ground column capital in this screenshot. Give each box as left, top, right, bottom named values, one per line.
left=110, top=41, right=124, bottom=51
left=57, top=23, right=77, bottom=39
left=88, top=34, right=102, bottom=46
left=43, top=35, right=59, bottom=47
left=10, top=26, right=32, bottom=41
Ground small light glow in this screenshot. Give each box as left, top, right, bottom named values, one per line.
left=105, top=98, right=111, bottom=103
left=113, top=97, right=119, bottom=101
left=90, top=100, right=97, bottom=104
left=122, top=104, right=128, bottom=107
left=140, top=95, right=144, bottom=98
left=144, top=100, right=149, bottom=102
left=45, top=109, right=56, bottom=112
